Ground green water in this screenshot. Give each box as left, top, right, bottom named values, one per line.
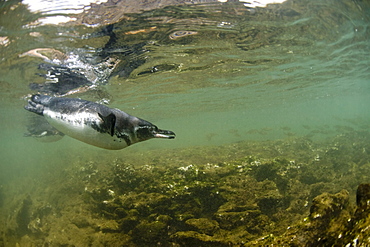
left=0, top=0, right=369, bottom=245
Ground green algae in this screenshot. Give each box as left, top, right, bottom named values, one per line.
left=1, top=131, right=370, bottom=246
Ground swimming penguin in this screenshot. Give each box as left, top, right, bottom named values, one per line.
left=24, top=94, right=175, bottom=150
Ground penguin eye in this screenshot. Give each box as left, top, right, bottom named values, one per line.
left=147, top=125, right=159, bottom=134
left=136, top=125, right=157, bottom=140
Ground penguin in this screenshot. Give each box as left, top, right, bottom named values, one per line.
left=24, top=94, right=175, bottom=150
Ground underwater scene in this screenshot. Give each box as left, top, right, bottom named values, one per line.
left=0, top=0, right=370, bottom=246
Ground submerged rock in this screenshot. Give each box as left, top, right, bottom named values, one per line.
left=254, top=184, right=370, bottom=246
left=171, top=231, right=229, bottom=247
left=185, top=218, right=220, bottom=236
left=15, top=195, right=33, bottom=237
left=310, top=189, right=350, bottom=216
left=356, top=183, right=370, bottom=214
left=2, top=133, right=370, bottom=246
left=132, top=220, right=168, bottom=244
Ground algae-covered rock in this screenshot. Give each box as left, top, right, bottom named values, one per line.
left=306, top=190, right=352, bottom=245
left=250, top=186, right=370, bottom=246
left=97, top=219, right=120, bottom=233
left=309, top=189, right=350, bottom=222
left=71, top=214, right=92, bottom=228
left=171, top=231, right=229, bottom=247
left=155, top=214, right=173, bottom=224
left=185, top=218, right=220, bottom=235
left=15, top=195, right=33, bottom=237
left=119, top=216, right=139, bottom=233
left=356, top=183, right=370, bottom=214
left=118, top=192, right=172, bottom=216
left=342, top=183, right=370, bottom=245
left=214, top=210, right=261, bottom=231
left=132, top=220, right=168, bottom=244
left=2, top=131, right=370, bottom=246
left=256, top=180, right=285, bottom=216
left=90, top=232, right=134, bottom=246
left=119, top=210, right=140, bottom=233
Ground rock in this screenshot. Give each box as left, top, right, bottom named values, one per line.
left=217, top=202, right=259, bottom=213
left=131, top=220, right=168, bottom=244
left=171, top=231, right=229, bottom=247
left=253, top=189, right=354, bottom=246
left=356, top=183, right=370, bottom=214
left=155, top=215, right=172, bottom=224
left=119, top=216, right=139, bottom=233
left=16, top=195, right=32, bottom=237
left=98, top=219, right=119, bottom=233
left=257, top=190, right=284, bottom=216
left=214, top=210, right=261, bottom=230
left=71, top=215, right=91, bottom=228
left=309, top=189, right=350, bottom=222
left=185, top=218, right=220, bottom=235
left=340, top=183, right=370, bottom=246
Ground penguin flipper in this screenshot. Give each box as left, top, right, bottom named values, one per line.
left=25, top=98, right=44, bottom=115
left=24, top=94, right=53, bottom=115
left=98, top=113, right=116, bottom=136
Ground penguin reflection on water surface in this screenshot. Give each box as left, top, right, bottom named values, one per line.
left=24, top=94, right=175, bottom=150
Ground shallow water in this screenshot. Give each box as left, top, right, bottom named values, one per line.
left=0, top=0, right=369, bottom=245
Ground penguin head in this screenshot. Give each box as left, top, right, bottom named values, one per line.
left=135, top=120, right=175, bottom=142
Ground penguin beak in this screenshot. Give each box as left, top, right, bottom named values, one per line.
left=154, top=129, right=176, bottom=139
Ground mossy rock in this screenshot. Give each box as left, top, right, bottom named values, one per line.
left=185, top=218, right=220, bottom=235
left=118, top=192, right=172, bottom=216
left=217, top=202, right=259, bottom=213
left=119, top=216, right=139, bottom=233
left=309, top=189, right=350, bottom=221
left=171, top=231, right=230, bottom=247
left=214, top=210, right=261, bottom=230
left=356, top=183, right=370, bottom=214
left=148, top=214, right=173, bottom=224
left=131, top=220, right=168, bottom=244
left=98, top=219, right=119, bottom=233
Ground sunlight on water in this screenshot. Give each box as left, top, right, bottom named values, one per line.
left=22, top=0, right=108, bottom=24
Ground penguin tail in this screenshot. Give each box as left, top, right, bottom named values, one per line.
left=24, top=94, right=52, bottom=115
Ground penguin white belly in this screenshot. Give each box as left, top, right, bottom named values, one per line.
left=24, top=94, right=175, bottom=150
left=43, top=108, right=128, bottom=150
